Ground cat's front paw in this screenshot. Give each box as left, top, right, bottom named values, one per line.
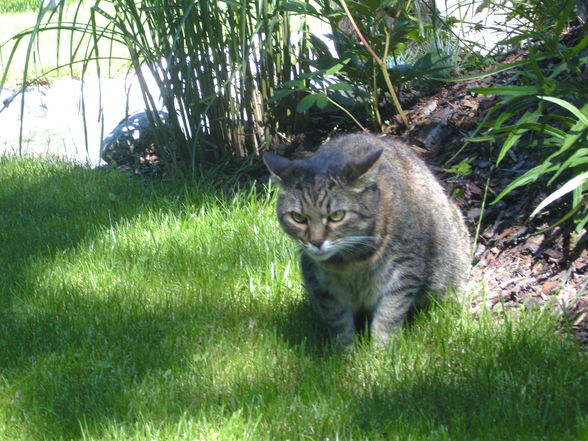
left=329, top=329, right=356, bottom=352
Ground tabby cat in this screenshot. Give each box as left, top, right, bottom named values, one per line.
left=264, top=134, right=470, bottom=348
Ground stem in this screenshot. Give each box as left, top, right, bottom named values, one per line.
left=381, top=27, right=409, bottom=128
left=338, top=0, right=382, bottom=64
left=372, top=64, right=383, bottom=130
left=473, top=172, right=492, bottom=259
left=326, top=96, right=368, bottom=132
left=337, top=0, right=409, bottom=128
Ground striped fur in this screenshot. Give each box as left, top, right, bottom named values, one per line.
left=264, top=134, right=471, bottom=348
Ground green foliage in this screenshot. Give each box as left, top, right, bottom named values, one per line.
left=1, top=156, right=588, bottom=440
left=444, top=157, right=474, bottom=176
left=100, top=0, right=318, bottom=170
left=272, top=0, right=458, bottom=131
left=268, top=61, right=369, bottom=131
left=469, top=0, right=588, bottom=235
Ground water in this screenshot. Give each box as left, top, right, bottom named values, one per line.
left=0, top=74, right=162, bottom=167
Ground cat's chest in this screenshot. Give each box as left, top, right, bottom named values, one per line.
left=321, top=268, right=380, bottom=309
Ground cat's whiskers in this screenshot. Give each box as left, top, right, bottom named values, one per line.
left=300, top=236, right=381, bottom=253
left=335, top=236, right=380, bottom=252
left=302, top=235, right=380, bottom=260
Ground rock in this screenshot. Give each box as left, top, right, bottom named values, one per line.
left=523, top=234, right=545, bottom=254
left=101, top=110, right=169, bottom=166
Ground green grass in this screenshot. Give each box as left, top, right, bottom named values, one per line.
left=0, top=0, right=45, bottom=14
left=0, top=0, right=79, bottom=14
left=0, top=156, right=587, bottom=441
left=0, top=1, right=130, bottom=86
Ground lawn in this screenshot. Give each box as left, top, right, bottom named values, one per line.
left=0, top=156, right=587, bottom=441
left=0, top=1, right=130, bottom=86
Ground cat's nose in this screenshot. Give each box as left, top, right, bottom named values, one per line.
left=310, top=238, right=325, bottom=248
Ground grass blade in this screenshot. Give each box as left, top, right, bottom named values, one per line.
left=537, top=96, right=588, bottom=126
left=531, top=171, right=588, bottom=218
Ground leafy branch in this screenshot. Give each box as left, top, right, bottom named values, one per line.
left=337, top=0, right=409, bottom=128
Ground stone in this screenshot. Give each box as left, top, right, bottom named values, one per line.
left=101, top=110, right=169, bottom=166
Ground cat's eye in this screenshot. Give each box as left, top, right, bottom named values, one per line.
left=291, top=212, right=308, bottom=224
left=327, top=210, right=345, bottom=222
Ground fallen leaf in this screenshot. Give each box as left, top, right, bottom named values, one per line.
left=541, top=280, right=559, bottom=294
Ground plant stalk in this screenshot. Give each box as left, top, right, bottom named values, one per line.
left=337, top=0, right=409, bottom=128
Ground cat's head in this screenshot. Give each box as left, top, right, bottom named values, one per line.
left=263, top=149, right=382, bottom=263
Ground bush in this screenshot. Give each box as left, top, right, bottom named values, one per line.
left=0, top=0, right=316, bottom=174
left=471, top=0, right=588, bottom=237
left=272, top=0, right=459, bottom=131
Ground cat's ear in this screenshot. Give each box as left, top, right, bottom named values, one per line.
left=263, top=152, right=292, bottom=185
left=345, top=149, right=383, bottom=184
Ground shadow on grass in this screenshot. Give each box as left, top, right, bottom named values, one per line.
left=0, top=161, right=148, bottom=304
left=273, top=292, right=438, bottom=356
left=350, top=328, right=588, bottom=440
left=3, top=291, right=250, bottom=438
left=0, top=159, right=264, bottom=438
left=273, top=297, right=331, bottom=354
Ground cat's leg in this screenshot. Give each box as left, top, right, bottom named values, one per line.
left=310, top=289, right=356, bottom=348
left=369, top=292, right=416, bottom=345
left=300, top=254, right=356, bottom=347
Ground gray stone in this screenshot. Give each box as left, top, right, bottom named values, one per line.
left=101, top=110, right=169, bottom=165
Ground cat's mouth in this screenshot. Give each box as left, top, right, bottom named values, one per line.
left=300, top=236, right=379, bottom=263
left=300, top=240, right=339, bottom=262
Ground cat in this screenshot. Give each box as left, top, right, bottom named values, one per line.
left=264, top=133, right=470, bottom=348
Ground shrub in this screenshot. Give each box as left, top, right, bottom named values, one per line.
left=0, top=0, right=315, bottom=174
left=470, top=0, right=588, bottom=238
left=272, top=0, right=459, bottom=131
